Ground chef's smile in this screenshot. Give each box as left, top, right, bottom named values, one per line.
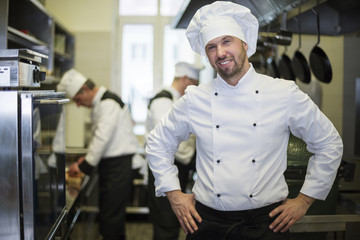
left=217, top=58, right=233, bottom=71
left=219, top=60, right=231, bottom=65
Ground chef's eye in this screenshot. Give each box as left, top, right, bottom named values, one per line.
left=206, top=45, right=215, bottom=51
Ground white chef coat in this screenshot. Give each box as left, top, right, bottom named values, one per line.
left=85, top=86, right=138, bottom=167
left=145, top=87, right=196, bottom=165
left=146, top=64, right=343, bottom=211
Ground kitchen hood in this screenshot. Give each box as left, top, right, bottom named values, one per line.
left=172, top=0, right=360, bottom=36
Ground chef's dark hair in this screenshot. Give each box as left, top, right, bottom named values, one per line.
left=84, top=78, right=96, bottom=89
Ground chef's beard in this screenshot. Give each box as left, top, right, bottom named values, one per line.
left=217, top=49, right=247, bottom=82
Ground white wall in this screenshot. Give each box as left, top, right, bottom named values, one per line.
left=46, top=0, right=116, bottom=147
left=46, top=0, right=114, bottom=85
left=46, top=0, right=113, bottom=32
left=74, top=31, right=112, bottom=88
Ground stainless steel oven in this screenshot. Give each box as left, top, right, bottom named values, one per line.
left=0, top=49, right=69, bottom=240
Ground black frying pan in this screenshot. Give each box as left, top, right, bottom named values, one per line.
left=268, top=56, right=280, bottom=78
left=309, top=9, right=332, bottom=83
left=292, top=51, right=311, bottom=83
left=264, top=46, right=280, bottom=78
left=279, top=48, right=295, bottom=81
left=291, top=17, right=311, bottom=83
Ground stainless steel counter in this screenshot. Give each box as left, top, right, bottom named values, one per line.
left=291, top=214, right=360, bottom=232
left=290, top=193, right=360, bottom=239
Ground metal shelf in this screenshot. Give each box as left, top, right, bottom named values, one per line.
left=8, top=26, right=48, bottom=48
left=79, top=206, right=150, bottom=215
left=1, top=0, right=75, bottom=81
left=126, top=206, right=149, bottom=214
left=291, top=214, right=360, bottom=233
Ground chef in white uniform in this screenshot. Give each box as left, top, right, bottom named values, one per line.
left=146, top=62, right=202, bottom=240
left=145, top=2, right=343, bottom=240
left=58, top=69, right=138, bottom=240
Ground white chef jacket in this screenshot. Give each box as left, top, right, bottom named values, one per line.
left=146, top=87, right=196, bottom=165
left=146, top=64, right=343, bottom=211
left=85, top=86, right=138, bottom=167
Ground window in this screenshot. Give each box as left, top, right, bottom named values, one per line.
left=116, top=0, right=202, bottom=136
left=160, top=0, right=186, bottom=16
left=163, top=25, right=195, bottom=86
left=119, top=0, right=157, bottom=16
left=119, top=0, right=184, bottom=16
left=121, top=24, right=153, bottom=125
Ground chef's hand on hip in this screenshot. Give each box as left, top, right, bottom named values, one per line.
left=166, top=190, right=202, bottom=234
left=268, top=193, right=315, bottom=233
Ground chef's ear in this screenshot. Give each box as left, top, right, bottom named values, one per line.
left=242, top=41, right=248, bottom=51
left=81, top=85, right=90, bottom=93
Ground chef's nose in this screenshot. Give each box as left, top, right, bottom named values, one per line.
left=216, top=45, right=227, bottom=58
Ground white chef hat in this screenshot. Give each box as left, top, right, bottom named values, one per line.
left=57, top=69, right=87, bottom=98
left=186, top=1, right=259, bottom=58
left=174, top=62, right=204, bottom=80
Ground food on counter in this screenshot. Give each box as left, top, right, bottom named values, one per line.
left=65, top=170, right=84, bottom=189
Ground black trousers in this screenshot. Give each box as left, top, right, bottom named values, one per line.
left=98, top=154, right=133, bottom=240
left=186, top=201, right=291, bottom=240
left=148, top=160, right=195, bottom=240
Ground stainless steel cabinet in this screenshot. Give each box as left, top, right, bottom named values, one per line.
left=0, top=90, right=69, bottom=239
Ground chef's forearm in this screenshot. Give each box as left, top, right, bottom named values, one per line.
left=78, top=160, right=95, bottom=175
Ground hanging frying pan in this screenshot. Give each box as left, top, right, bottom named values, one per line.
left=292, top=49, right=310, bottom=83
left=264, top=45, right=280, bottom=78
left=267, top=54, right=280, bottom=78
left=291, top=15, right=311, bottom=84
left=279, top=47, right=295, bottom=81
left=309, top=9, right=332, bottom=83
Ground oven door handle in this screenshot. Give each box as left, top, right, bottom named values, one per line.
left=45, top=208, right=68, bottom=240
left=35, top=99, right=70, bottom=105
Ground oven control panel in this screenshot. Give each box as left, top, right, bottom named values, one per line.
left=0, top=49, right=47, bottom=88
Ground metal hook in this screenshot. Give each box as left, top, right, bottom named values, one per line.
left=311, top=0, right=321, bottom=46
left=295, top=7, right=302, bottom=51
left=312, top=8, right=321, bottom=46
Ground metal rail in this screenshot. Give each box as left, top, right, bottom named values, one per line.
left=291, top=214, right=360, bottom=232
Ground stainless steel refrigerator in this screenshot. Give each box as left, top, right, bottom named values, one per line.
left=0, top=49, right=69, bottom=240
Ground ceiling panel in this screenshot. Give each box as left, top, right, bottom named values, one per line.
left=172, top=0, right=360, bottom=35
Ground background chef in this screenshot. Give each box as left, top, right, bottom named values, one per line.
left=58, top=69, right=138, bottom=240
